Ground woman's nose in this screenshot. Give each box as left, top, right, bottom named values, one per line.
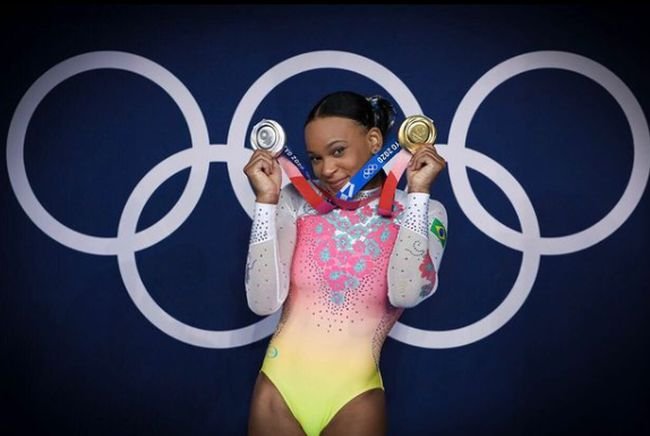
left=322, top=158, right=337, bottom=176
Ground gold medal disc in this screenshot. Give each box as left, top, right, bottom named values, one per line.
left=398, top=115, right=437, bottom=153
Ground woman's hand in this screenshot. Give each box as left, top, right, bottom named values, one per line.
left=406, top=144, right=446, bottom=194
left=243, top=149, right=282, bottom=204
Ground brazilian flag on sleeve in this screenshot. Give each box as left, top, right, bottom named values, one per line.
left=430, top=218, right=447, bottom=248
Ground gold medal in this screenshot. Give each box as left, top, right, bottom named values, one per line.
left=397, top=115, right=437, bottom=153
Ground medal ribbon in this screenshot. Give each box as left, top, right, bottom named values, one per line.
left=251, top=118, right=416, bottom=216
left=277, top=133, right=407, bottom=215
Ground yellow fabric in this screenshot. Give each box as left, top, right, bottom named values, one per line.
left=260, top=337, right=384, bottom=436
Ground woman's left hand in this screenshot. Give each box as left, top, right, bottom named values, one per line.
left=406, top=144, right=446, bottom=193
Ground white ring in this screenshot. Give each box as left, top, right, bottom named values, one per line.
left=448, top=51, right=650, bottom=255
left=6, top=51, right=211, bottom=254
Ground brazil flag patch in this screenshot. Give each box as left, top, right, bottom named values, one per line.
left=430, top=218, right=447, bottom=248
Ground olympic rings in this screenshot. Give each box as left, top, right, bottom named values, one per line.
left=7, top=50, right=649, bottom=349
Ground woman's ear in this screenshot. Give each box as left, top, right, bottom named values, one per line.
left=367, top=127, right=383, bottom=154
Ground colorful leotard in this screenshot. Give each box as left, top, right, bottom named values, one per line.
left=245, top=184, right=447, bottom=436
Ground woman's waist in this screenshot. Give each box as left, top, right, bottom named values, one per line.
left=264, top=331, right=379, bottom=375
left=270, top=313, right=395, bottom=358
left=279, top=299, right=390, bottom=340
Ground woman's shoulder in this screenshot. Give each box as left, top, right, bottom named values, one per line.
left=278, top=183, right=318, bottom=216
left=278, top=183, right=303, bottom=206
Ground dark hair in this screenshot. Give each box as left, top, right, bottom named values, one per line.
left=305, top=91, right=396, bottom=137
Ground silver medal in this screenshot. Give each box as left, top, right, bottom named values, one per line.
left=249, top=119, right=286, bottom=157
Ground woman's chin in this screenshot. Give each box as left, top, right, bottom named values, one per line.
left=330, top=180, right=349, bottom=193
left=319, top=179, right=347, bottom=194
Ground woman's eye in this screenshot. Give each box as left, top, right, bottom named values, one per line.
left=333, top=147, right=345, bottom=156
left=310, top=156, right=321, bottom=163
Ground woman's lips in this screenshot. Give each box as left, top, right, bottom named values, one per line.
left=327, top=178, right=348, bottom=192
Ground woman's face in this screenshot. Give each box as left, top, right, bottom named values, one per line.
left=305, top=116, right=382, bottom=194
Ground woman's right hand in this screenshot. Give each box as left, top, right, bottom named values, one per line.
left=243, top=149, right=282, bottom=204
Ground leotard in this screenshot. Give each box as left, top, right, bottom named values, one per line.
left=245, top=184, right=447, bottom=436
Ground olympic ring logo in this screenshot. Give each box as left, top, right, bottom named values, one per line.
left=7, top=50, right=649, bottom=349
left=364, top=164, right=379, bottom=179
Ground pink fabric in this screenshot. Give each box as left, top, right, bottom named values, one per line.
left=284, top=204, right=404, bottom=341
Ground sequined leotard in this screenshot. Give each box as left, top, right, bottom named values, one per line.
left=245, top=184, right=447, bottom=436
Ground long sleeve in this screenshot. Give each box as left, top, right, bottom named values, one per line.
left=244, top=187, right=298, bottom=315
left=387, top=192, right=448, bottom=308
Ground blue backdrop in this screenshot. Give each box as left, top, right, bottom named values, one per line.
left=2, top=5, right=648, bottom=435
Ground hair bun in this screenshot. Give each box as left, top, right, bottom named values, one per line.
left=367, top=95, right=396, bottom=132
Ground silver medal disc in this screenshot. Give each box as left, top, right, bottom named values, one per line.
left=250, top=119, right=286, bottom=157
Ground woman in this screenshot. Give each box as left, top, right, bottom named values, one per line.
left=243, top=91, right=447, bottom=436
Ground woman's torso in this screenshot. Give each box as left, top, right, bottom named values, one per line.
left=269, top=199, right=406, bottom=369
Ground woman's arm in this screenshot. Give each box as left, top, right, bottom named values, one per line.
left=387, top=192, right=448, bottom=308
left=244, top=187, right=298, bottom=315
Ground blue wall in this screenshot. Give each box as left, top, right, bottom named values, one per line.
left=2, top=5, right=648, bottom=435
